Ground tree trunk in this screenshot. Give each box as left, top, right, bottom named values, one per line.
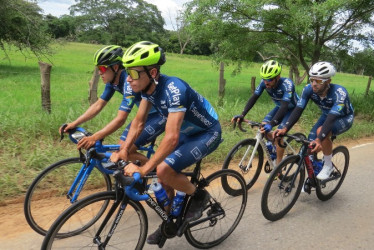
left=88, top=67, right=100, bottom=105
left=39, top=61, right=52, bottom=113
left=365, top=76, right=372, bottom=97
left=218, top=62, right=226, bottom=106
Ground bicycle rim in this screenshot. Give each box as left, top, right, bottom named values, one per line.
left=42, top=191, right=148, bottom=250
left=222, top=139, right=263, bottom=192
left=185, top=169, right=247, bottom=248
left=316, top=146, right=349, bottom=201
left=24, top=157, right=112, bottom=237
left=261, top=155, right=304, bottom=221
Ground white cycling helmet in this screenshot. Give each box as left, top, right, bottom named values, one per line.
left=309, top=61, right=336, bottom=79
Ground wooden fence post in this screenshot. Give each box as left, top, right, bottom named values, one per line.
left=251, top=77, right=256, bottom=93
left=218, top=62, right=226, bottom=106
left=365, top=76, right=372, bottom=97
left=88, top=67, right=100, bottom=105
left=39, top=61, right=52, bottom=113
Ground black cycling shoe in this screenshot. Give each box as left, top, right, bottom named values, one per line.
left=185, top=189, right=210, bottom=222
left=147, top=226, right=162, bottom=245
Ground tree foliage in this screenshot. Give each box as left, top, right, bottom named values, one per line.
left=0, top=0, right=52, bottom=59
left=185, top=0, right=374, bottom=78
left=69, top=0, right=166, bottom=46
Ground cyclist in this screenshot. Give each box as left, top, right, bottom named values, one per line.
left=232, top=60, right=299, bottom=164
left=275, top=61, right=354, bottom=180
left=110, top=41, right=222, bottom=245
left=60, top=45, right=166, bottom=164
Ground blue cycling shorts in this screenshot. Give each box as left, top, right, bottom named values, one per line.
left=263, top=106, right=293, bottom=129
left=164, top=122, right=222, bottom=173
left=120, top=112, right=166, bottom=147
left=308, top=113, right=354, bottom=140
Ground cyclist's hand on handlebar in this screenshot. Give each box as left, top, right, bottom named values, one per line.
left=110, top=149, right=129, bottom=163
left=310, top=139, right=322, bottom=153
left=274, top=128, right=287, bottom=138
left=59, top=123, right=76, bottom=134
left=124, top=163, right=144, bottom=177
left=77, top=136, right=96, bottom=150
left=231, top=115, right=244, bottom=124
left=260, top=123, right=272, bottom=134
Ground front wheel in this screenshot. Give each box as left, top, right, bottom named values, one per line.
left=41, top=191, right=148, bottom=250
left=316, top=146, right=349, bottom=201
left=261, top=155, right=305, bottom=221
left=222, top=139, right=263, bottom=192
left=185, top=169, right=247, bottom=249
left=24, top=157, right=112, bottom=237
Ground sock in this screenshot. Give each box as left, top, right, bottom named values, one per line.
left=323, top=154, right=332, bottom=167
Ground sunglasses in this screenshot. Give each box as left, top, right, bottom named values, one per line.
left=126, top=69, right=146, bottom=80
left=309, top=77, right=329, bottom=84
left=97, top=65, right=109, bottom=74
left=263, top=77, right=276, bottom=82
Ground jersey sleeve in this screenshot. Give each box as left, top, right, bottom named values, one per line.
left=118, top=83, right=141, bottom=112
left=165, top=79, right=187, bottom=113
left=254, top=81, right=266, bottom=96
left=100, top=84, right=115, bottom=101
left=329, top=87, right=348, bottom=116
left=280, top=78, right=294, bottom=103
left=296, top=84, right=312, bottom=109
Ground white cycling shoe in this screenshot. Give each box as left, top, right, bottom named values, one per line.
left=316, top=165, right=334, bottom=180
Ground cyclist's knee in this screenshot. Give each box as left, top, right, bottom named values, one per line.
left=156, top=163, right=176, bottom=182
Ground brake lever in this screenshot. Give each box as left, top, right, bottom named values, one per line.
left=60, top=123, right=68, bottom=142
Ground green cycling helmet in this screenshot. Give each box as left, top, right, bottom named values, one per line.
left=260, top=60, right=282, bottom=79
left=122, top=41, right=166, bottom=68
left=93, top=45, right=123, bottom=66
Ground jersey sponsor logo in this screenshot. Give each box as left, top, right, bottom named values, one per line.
left=125, top=96, right=135, bottom=106
left=125, top=85, right=133, bottom=95
left=191, top=147, right=202, bottom=160
left=206, top=131, right=219, bottom=149
left=191, top=106, right=213, bottom=126
left=336, top=88, right=346, bottom=102
left=145, top=125, right=155, bottom=135
left=168, top=82, right=182, bottom=106
left=166, top=157, right=175, bottom=165
left=337, top=104, right=344, bottom=111
left=175, top=150, right=182, bottom=157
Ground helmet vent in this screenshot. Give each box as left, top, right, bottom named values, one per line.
left=141, top=52, right=149, bottom=59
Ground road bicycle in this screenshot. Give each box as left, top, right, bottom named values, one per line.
left=41, top=156, right=247, bottom=249
left=24, top=125, right=156, bottom=237
left=261, top=133, right=349, bottom=221
left=222, top=119, right=305, bottom=192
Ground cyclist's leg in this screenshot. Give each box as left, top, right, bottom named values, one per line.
left=263, top=106, right=278, bottom=141
left=120, top=113, right=166, bottom=164
left=274, top=109, right=293, bottom=164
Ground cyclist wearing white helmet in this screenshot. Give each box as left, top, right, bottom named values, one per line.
left=232, top=60, right=299, bottom=164
left=275, top=61, right=354, bottom=180
left=60, top=45, right=166, bottom=164
left=110, top=41, right=222, bottom=245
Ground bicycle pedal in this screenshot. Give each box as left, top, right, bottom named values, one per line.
left=176, top=221, right=189, bottom=237
left=157, top=236, right=167, bottom=248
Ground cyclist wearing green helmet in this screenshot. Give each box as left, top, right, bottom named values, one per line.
left=111, top=41, right=222, bottom=245
left=60, top=45, right=166, bottom=164
left=232, top=60, right=299, bottom=165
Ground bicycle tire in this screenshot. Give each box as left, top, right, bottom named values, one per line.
left=316, top=146, right=349, bottom=201
left=222, top=138, right=263, bottom=192
left=261, top=155, right=305, bottom=221
left=185, top=169, right=247, bottom=248
left=24, top=157, right=112, bottom=237
left=41, top=191, right=148, bottom=250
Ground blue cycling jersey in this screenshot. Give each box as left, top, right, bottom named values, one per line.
left=100, top=71, right=156, bottom=113
left=297, top=83, right=354, bottom=116
left=142, top=74, right=219, bottom=135
left=255, top=77, right=299, bottom=109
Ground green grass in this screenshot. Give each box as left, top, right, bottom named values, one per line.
left=0, top=42, right=373, bottom=202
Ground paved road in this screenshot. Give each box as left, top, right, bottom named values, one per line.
left=1, top=142, right=373, bottom=249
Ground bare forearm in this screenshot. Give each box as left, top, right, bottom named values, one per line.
left=72, top=100, right=106, bottom=126
left=93, top=114, right=127, bottom=140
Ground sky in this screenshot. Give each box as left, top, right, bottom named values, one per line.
left=37, top=0, right=191, bottom=30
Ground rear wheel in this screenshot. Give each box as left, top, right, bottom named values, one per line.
left=185, top=169, right=247, bottom=248
left=24, top=157, right=111, bottom=237
left=222, top=139, right=263, bottom=192
left=261, top=155, right=304, bottom=221
left=41, top=191, right=148, bottom=250
left=316, top=146, right=349, bottom=201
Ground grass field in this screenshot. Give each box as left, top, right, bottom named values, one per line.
left=1, top=42, right=374, bottom=201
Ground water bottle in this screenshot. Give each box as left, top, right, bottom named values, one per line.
left=266, top=141, right=276, bottom=160
left=170, top=191, right=186, bottom=217
left=152, top=183, right=171, bottom=207
left=313, top=160, right=323, bottom=176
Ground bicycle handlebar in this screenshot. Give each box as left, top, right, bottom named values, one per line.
left=60, top=124, right=92, bottom=144
left=276, top=133, right=312, bottom=148
left=234, top=119, right=263, bottom=133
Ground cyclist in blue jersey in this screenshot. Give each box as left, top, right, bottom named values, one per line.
left=232, top=60, right=299, bottom=164
left=60, top=45, right=166, bottom=164
left=110, top=41, right=222, bottom=245
left=275, top=61, right=354, bottom=180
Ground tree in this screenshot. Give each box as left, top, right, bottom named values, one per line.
left=0, top=0, right=52, bottom=60
left=185, top=0, right=374, bottom=80
left=45, top=14, right=77, bottom=40
left=69, top=0, right=166, bottom=46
